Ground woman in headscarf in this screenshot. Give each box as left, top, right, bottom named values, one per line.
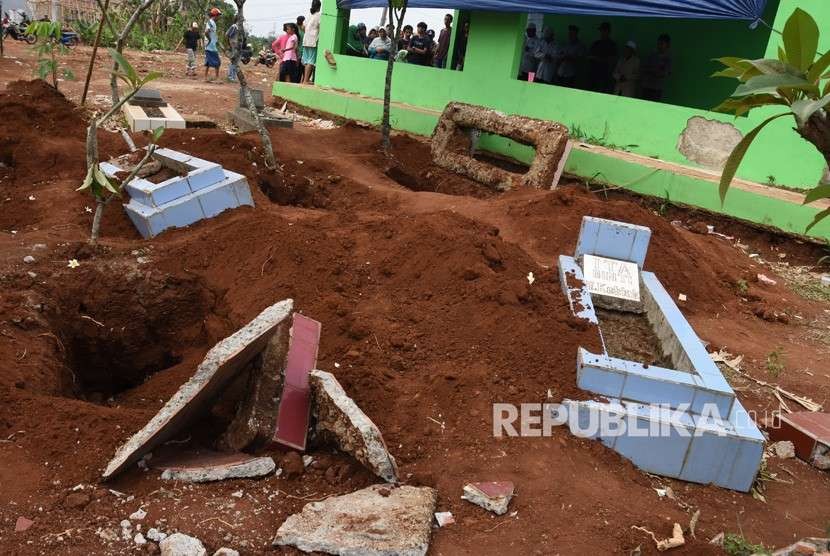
left=345, top=23, right=367, bottom=57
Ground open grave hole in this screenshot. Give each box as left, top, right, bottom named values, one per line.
left=596, top=308, right=674, bottom=369
left=46, top=267, right=214, bottom=401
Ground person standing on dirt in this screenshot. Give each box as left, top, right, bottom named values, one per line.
left=433, top=13, right=453, bottom=69
left=301, top=0, right=321, bottom=85
left=278, top=23, right=300, bottom=83
left=183, top=22, right=201, bottom=77
left=225, top=21, right=240, bottom=82
left=204, top=7, right=222, bottom=82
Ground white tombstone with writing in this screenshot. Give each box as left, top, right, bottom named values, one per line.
left=582, top=254, right=641, bottom=302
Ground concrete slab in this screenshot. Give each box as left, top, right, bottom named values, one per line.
left=273, top=314, right=321, bottom=451
left=575, top=216, right=652, bottom=268
left=229, top=106, right=293, bottom=133
left=102, top=299, right=294, bottom=480
left=123, top=199, right=167, bottom=239
left=310, top=370, right=399, bottom=483
left=153, top=450, right=275, bottom=483
left=461, top=482, right=514, bottom=515
left=274, top=484, right=437, bottom=556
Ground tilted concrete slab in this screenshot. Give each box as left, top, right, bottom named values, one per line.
left=310, top=370, right=398, bottom=483
left=575, top=216, right=651, bottom=269
left=272, top=314, right=321, bottom=451
left=102, top=299, right=294, bottom=480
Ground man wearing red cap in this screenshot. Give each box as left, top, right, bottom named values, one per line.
left=204, top=7, right=222, bottom=82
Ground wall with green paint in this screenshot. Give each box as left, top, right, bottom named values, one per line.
left=278, top=0, right=830, bottom=238
left=304, top=0, right=828, bottom=191
left=537, top=0, right=780, bottom=110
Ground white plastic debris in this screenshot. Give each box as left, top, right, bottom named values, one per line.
left=678, top=293, right=687, bottom=302
left=302, top=455, right=314, bottom=468
left=230, top=490, right=244, bottom=498
left=67, top=259, right=80, bottom=268
left=527, top=272, right=535, bottom=285
left=129, top=508, right=147, bottom=521
left=757, top=274, right=777, bottom=286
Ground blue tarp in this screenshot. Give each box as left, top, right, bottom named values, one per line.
left=337, top=0, right=767, bottom=21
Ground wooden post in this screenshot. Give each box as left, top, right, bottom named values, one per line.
left=81, top=0, right=110, bottom=105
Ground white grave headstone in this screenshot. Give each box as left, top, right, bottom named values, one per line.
left=582, top=254, right=640, bottom=302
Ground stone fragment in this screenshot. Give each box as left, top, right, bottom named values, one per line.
left=64, top=492, right=91, bottom=509
left=770, top=440, right=795, bottom=459
left=103, top=299, right=293, bottom=479
left=135, top=533, right=148, bottom=545
left=310, top=370, right=398, bottom=483
left=280, top=451, right=305, bottom=479
left=23, top=255, right=35, bottom=264
left=274, top=484, right=437, bottom=556
left=160, top=533, right=207, bottom=556
left=431, top=102, right=569, bottom=191
left=434, top=512, right=455, bottom=527
left=15, top=516, right=34, bottom=532
left=147, top=528, right=167, bottom=542
left=212, top=549, right=239, bottom=556
left=130, top=508, right=147, bottom=521
left=757, top=273, right=778, bottom=287
left=154, top=451, right=275, bottom=483
left=461, top=481, right=515, bottom=515
left=768, top=412, right=830, bottom=470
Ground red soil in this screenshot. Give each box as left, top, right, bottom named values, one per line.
left=0, top=80, right=829, bottom=555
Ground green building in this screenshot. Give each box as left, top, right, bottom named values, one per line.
left=274, top=0, right=830, bottom=240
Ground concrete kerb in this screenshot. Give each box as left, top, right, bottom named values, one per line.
left=431, top=102, right=569, bottom=191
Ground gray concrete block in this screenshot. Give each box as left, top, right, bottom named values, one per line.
left=575, top=216, right=652, bottom=268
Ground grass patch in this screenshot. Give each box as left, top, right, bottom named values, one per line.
left=723, top=533, right=768, bottom=556
left=765, top=347, right=785, bottom=377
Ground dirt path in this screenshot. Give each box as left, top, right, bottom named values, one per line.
left=0, top=43, right=829, bottom=556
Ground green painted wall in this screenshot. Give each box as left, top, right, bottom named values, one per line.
left=277, top=0, right=830, bottom=239
left=538, top=0, right=780, bottom=110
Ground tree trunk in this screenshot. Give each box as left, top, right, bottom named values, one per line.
left=232, top=0, right=277, bottom=170
left=90, top=198, right=105, bottom=244
left=110, top=0, right=157, bottom=106
left=381, top=3, right=406, bottom=155
left=798, top=113, right=830, bottom=184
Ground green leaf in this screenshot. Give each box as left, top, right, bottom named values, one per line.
left=719, top=113, right=791, bottom=203
left=151, top=126, right=165, bottom=142
left=732, top=73, right=817, bottom=97
left=807, top=50, right=830, bottom=83
left=714, top=57, right=748, bottom=70
left=94, top=165, right=118, bottom=195
left=778, top=46, right=787, bottom=63
left=108, top=48, right=137, bottom=84
left=714, top=94, right=788, bottom=116
left=782, top=8, right=819, bottom=72
left=712, top=67, right=745, bottom=79
left=744, top=59, right=803, bottom=77
left=77, top=166, right=95, bottom=191
left=791, top=95, right=830, bottom=126
left=824, top=81, right=830, bottom=97
left=803, top=184, right=830, bottom=205
left=805, top=207, right=830, bottom=232
left=139, top=71, right=163, bottom=86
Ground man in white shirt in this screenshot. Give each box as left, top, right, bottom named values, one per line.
left=369, top=27, right=393, bottom=61
left=519, top=23, right=540, bottom=81
left=301, top=0, right=321, bottom=84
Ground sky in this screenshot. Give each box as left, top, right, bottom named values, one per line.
left=243, top=1, right=448, bottom=37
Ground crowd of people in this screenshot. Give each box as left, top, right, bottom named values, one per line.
left=344, top=14, right=470, bottom=70
left=520, top=21, right=672, bottom=101
left=182, top=1, right=322, bottom=85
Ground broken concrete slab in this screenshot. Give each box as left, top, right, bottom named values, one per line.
left=431, top=102, right=569, bottom=191
left=160, top=532, right=207, bottom=556
left=102, top=299, right=294, bottom=480
left=153, top=450, right=276, bottom=483
left=219, top=323, right=290, bottom=452
left=273, top=314, right=321, bottom=451
left=461, top=481, right=515, bottom=515
left=310, top=370, right=398, bottom=483
left=768, top=412, right=830, bottom=470
left=183, top=114, right=217, bottom=129
left=273, top=484, right=437, bottom=556
left=229, top=106, right=293, bottom=133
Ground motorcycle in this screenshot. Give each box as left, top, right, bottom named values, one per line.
left=2, top=14, right=36, bottom=44
left=60, top=29, right=80, bottom=47
left=240, top=42, right=253, bottom=64
left=256, top=48, right=277, bottom=68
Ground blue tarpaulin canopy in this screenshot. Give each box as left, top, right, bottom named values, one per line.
left=337, top=0, right=768, bottom=21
